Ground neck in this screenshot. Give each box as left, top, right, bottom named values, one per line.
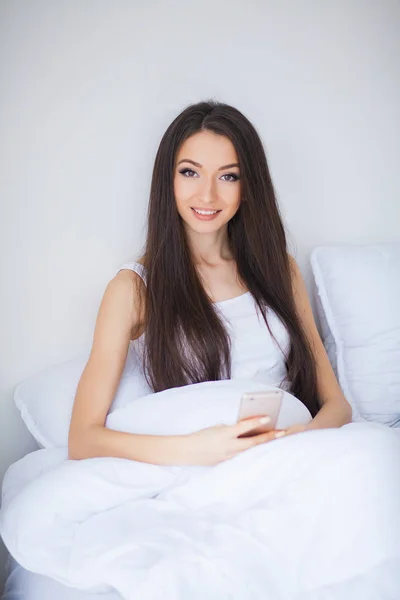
left=186, top=225, right=233, bottom=266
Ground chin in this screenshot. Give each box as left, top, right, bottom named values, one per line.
left=186, top=217, right=229, bottom=234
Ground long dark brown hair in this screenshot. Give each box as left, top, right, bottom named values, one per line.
left=139, top=100, right=319, bottom=417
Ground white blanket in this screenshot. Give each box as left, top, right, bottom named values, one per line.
left=1, top=380, right=400, bottom=599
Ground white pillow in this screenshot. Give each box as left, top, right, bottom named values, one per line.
left=14, top=343, right=153, bottom=448
left=14, top=348, right=312, bottom=449
left=106, top=378, right=312, bottom=436
left=310, top=243, right=400, bottom=427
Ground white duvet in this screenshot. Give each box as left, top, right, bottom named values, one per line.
left=1, top=379, right=400, bottom=600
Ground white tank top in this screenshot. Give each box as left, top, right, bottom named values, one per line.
left=117, top=262, right=291, bottom=391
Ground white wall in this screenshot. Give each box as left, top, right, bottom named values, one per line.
left=1, top=0, right=399, bottom=589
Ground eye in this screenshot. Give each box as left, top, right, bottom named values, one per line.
left=178, top=169, right=240, bottom=182
left=221, top=173, right=240, bottom=182
left=179, top=168, right=198, bottom=178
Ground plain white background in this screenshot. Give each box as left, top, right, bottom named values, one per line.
left=0, top=0, right=399, bottom=590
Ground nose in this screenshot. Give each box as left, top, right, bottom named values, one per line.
left=198, top=176, right=218, bottom=205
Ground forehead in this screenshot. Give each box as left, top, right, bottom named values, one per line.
left=176, top=130, right=238, bottom=166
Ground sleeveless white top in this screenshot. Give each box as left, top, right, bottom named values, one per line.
left=117, top=262, right=291, bottom=391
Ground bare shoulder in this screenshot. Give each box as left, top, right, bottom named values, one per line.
left=286, top=253, right=310, bottom=310
left=287, top=253, right=299, bottom=274
left=287, top=254, right=304, bottom=288
left=109, top=269, right=140, bottom=299
left=286, top=253, right=317, bottom=332
left=113, top=267, right=141, bottom=288
left=104, top=268, right=146, bottom=338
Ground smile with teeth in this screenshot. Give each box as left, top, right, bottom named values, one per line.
left=193, top=208, right=219, bottom=215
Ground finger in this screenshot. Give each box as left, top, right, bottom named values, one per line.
left=237, top=428, right=285, bottom=450
left=234, top=415, right=271, bottom=437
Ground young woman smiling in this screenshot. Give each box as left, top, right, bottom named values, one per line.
left=68, top=100, right=352, bottom=465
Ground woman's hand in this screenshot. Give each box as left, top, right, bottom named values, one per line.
left=275, top=423, right=311, bottom=438
left=183, top=417, right=285, bottom=466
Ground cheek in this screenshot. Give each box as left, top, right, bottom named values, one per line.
left=223, top=184, right=241, bottom=209
left=174, top=177, right=194, bottom=205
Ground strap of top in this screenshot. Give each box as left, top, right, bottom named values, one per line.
left=117, top=261, right=147, bottom=285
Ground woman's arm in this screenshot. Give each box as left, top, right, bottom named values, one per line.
left=68, top=270, right=190, bottom=464
left=287, top=256, right=353, bottom=431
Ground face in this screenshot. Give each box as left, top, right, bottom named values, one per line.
left=173, top=130, right=241, bottom=233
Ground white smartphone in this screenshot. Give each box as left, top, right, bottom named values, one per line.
left=237, top=389, right=284, bottom=437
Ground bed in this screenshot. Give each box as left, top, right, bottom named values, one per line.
left=1, top=244, right=399, bottom=599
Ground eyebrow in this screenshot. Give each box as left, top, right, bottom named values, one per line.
left=177, top=158, right=240, bottom=171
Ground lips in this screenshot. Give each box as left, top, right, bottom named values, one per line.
left=190, top=207, right=222, bottom=221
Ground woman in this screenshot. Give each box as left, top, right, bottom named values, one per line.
left=68, top=99, right=352, bottom=464
left=4, top=101, right=399, bottom=599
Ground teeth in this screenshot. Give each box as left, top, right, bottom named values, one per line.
left=193, top=208, right=218, bottom=215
